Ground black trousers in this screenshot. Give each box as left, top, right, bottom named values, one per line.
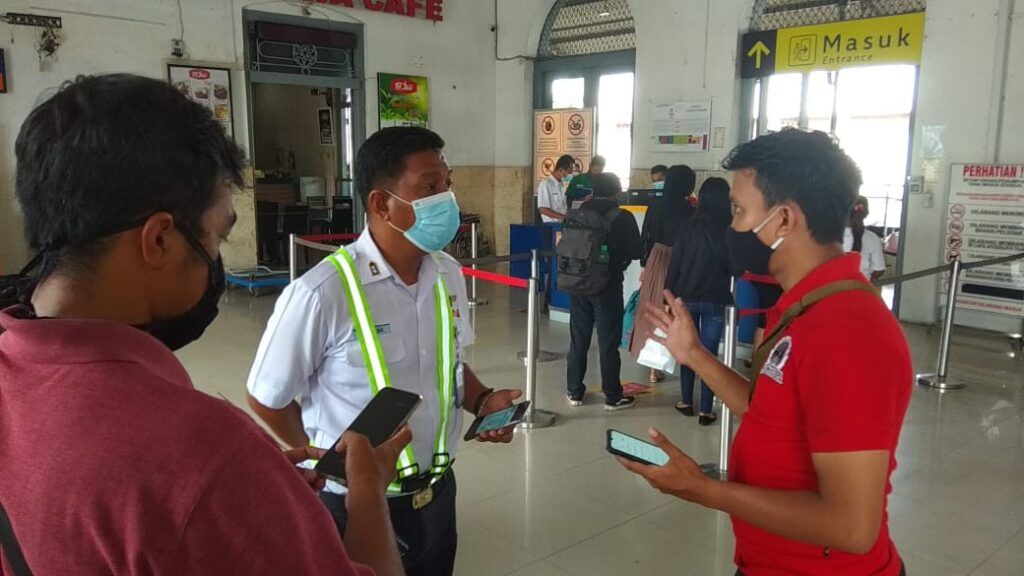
left=319, top=472, right=457, bottom=576
left=567, top=283, right=625, bottom=403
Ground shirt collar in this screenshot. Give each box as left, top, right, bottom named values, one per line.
left=774, top=253, right=866, bottom=312
left=351, top=230, right=444, bottom=287
left=352, top=230, right=395, bottom=285
left=0, top=306, right=193, bottom=389
left=547, top=175, right=561, bottom=186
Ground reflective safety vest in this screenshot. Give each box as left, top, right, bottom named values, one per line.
left=327, top=248, right=456, bottom=493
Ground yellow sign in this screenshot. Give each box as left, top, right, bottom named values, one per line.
left=747, top=41, right=771, bottom=70
left=778, top=12, right=924, bottom=72
left=741, top=12, right=925, bottom=78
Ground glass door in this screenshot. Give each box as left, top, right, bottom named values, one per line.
left=596, top=72, right=635, bottom=190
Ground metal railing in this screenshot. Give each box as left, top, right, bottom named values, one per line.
left=701, top=278, right=739, bottom=480
left=875, top=251, right=1024, bottom=391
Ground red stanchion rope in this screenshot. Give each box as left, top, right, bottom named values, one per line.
left=741, top=272, right=779, bottom=285
left=460, top=267, right=528, bottom=289
left=737, top=273, right=779, bottom=317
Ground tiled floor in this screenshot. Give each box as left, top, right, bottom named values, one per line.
left=179, top=276, right=1024, bottom=576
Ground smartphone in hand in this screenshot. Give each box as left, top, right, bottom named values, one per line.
left=463, top=401, right=530, bottom=441
left=315, top=388, right=422, bottom=482
left=606, top=429, right=669, bottom=466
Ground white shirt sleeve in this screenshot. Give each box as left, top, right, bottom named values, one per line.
left=246, top=281, right=328, bottom=409
left=864, top=231, right=887, bottom=272
left=537, top=179, right=554, bottom=211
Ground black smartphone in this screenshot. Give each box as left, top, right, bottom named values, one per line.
left=462, top=401, right=531, bottom=441
left=606, top=429, right=670, bottom=466
left=315, top=388, right=422, bottom=482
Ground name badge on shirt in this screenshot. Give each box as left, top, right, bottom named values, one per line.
left=761, top=336, right=792, bottom=384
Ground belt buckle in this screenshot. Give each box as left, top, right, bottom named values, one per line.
left=412, top=486, right=433, bottom=510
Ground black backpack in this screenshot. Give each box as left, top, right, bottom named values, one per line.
left=556, top=206, right=620, bottom=296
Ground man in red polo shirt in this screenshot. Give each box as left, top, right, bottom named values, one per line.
left=621, top=129, right=911, bottom=576
left=0, top=74, right=406, bottom=575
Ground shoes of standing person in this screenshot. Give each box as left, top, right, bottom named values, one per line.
left=698, top=412, right=719, bottom=426
left=566, top=392, right=584, bottom=407
left=604, top=396, right=637, bottom=411
left=675, top=403, right=695, bottom=417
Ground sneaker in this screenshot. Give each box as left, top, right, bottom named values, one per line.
left=566, top=392, right=584, bottom=407
left=604, top=396, right=636, bottom=411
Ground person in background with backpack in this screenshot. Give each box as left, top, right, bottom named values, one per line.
left=561, top=173, right=641, bottom=410
left=631, top=165, right=697, bottom=383
left=663, top=177, right=735, bottom=426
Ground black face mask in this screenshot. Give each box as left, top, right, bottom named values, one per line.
left=138, top=227, right=225, bottom=351
left=726, top=208, right=784, bottom=276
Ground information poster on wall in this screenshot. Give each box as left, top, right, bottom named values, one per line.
left=167, top=64, right=233, bottom=137
left=651, top=100, right=712, bottom=152
left=944, top=164, right=1024, bottom=317
left=533, top=108, right=595, bottom=184
left=318, top=107, right=334, bottom=145
left=378, top=73, right=429, bottom=128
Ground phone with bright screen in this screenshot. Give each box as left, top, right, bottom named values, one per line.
left=463, top=401, right=530, bottom=441
left=606, top=429, right=670, bottom=466
left=315, top=388, right=422, bottom=482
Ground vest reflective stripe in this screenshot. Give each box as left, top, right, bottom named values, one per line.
left=432, top=272, right=455, bottom=474
left=328, top=249, right=418, bottom=489
left=328, top=248, right=457, bottom=492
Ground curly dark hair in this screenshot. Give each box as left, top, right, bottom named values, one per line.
left=722, top=128, right=861, bottom=244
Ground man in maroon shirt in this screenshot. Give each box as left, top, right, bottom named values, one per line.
left=621, top=129, right=911, bottom=576
left=0, top=74, right=406, bottom=575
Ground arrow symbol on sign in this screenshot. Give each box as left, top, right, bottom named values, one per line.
left=747, top=40, right=771, bottom=69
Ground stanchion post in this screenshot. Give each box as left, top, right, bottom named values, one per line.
left=468, top=222, right=488, bottom=307
left=917, top=258, right=966, bottom=390
left=701, top=278, right=738, bottom=480
left=288, top=234, right=298, bottom=282
left=520, top=249, right=556, bottom=429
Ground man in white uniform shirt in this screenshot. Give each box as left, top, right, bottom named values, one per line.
left=537, top=154, right=574, bottom=223
left=247, top=127, right=521, bottom=576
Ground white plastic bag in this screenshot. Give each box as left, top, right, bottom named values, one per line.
left=636, top=328, right=677, bottom=374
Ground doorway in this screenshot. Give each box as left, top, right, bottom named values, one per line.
left=243, top=10, right=365, bottom=268
left=536, top=51, right=637, bottom=190
left=750, top=64, right=918, bottom=309
left=752, top=64, right=917, bottom=236
left=250, top=84, right=355, bottom=266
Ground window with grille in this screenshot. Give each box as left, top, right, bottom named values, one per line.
left=751, top=0, right=926, bottom=31
left=538, top=0, right=635, bottom=58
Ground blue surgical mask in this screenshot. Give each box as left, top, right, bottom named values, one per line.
left=387, top=189, right=461, bottom=253
left=653, top=181, right=665, bottom=190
